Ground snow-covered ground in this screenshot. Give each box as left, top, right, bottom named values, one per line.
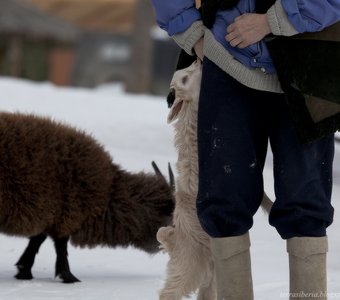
left=0, top=78, right=338, bottom=300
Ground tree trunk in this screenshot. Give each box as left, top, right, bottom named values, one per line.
left=125, top=0, right=154, bottom=94
left=7, top=37, right=23, bottom=77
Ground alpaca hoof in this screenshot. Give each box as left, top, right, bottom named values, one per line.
left=57, top=272, right=81, bottom=283
left=15, top=269, right=33, bottom=280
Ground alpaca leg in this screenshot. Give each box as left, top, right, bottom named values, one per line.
left=53, top=236, right=80, bottom=283
left=159, top=264, right=199, bottom=300
left=15, top=233, right=47, bottom=280
left=159, top=256, right=190, bottom=300
left=160, top=245, right=207, bottom=300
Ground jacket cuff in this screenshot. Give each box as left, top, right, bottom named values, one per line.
left=267, top=0, right=299, bottom=36
left=172, top=21, right=205, bottom=55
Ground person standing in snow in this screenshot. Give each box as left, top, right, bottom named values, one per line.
left=151, top=0, right=340, bottom=299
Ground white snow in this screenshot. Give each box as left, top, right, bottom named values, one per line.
left=0, top=77, right=339, bottom=300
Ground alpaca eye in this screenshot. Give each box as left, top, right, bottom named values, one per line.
left=182, top=75, right=188, bottom=85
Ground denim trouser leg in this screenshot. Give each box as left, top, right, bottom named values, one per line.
left=196, top=58, right=334, bottom=238
left=268, top=105, right=334, bottom=239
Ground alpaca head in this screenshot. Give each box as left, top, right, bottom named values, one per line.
left=167, top=59, right=202, bottom=124
left=130, top=162, right=175, bottom=254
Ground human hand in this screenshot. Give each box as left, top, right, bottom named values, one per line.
left=225, top=13, right=271, bottom=48
left=193, top=37, right=204, bottom=61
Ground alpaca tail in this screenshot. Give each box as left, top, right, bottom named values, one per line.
left=260, top=192, right=273, bottom=214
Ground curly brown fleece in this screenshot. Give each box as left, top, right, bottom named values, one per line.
left=0, top=112, right=174, bottom=253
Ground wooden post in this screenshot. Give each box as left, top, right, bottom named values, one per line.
left=49, top=46, right=75, bottom=86
left=125, top=0, right=154, bottom=93
left=7, top=37, right=23, bottom=77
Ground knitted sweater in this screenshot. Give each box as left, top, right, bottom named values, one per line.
left=152, top=0, right=340, bottom=93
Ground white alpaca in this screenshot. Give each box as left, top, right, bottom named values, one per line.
left=157, top=60, right=272, bottom=300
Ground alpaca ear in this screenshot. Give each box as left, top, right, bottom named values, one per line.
left=157, top=226, right=175, bottom=252
left=167, top=97, right=183, bottom=124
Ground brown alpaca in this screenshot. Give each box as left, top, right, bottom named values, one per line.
left=157, top=60, right=272, bottom=300
left=0, top=112, right=175, bottom=283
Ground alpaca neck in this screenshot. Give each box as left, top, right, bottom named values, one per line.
left=70, top=170, right=144, bottom=249
left=70, top=170, right=169, bottom=254
left=174, top=105, right=198, bottom=195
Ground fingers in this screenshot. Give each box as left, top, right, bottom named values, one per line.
left=226, top=22, right=235, bottom=33
left=193, top=37, right=204, bottom=61
left=225, top=13, right=271, bottom=49
left=226, top=26, right=246, bottom=48
left=228, top=38, right=248, bottom=48
left=226, top=23, right=241, bottom=47
left=226, top=18, right=246, bottom=47
left=235, top=41, right=248, bottom=49
left=226, top=34, right=243, bottom=47
left=234, top=15, right=243, bottom=22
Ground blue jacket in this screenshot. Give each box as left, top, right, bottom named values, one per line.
left=152, top=0, right=340, bottom=74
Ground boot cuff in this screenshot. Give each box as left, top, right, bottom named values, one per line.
left=210, top=232, right=251, bottom=260
left=287, top=236, right=328, bottom=259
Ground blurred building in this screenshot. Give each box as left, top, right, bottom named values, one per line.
left=25, top=0, right=136, bottom=33
left=0, top=0, right=180, bottom=94
left=23, top=0, right=136, bottom=87
left=25, top=0, right=180, bottom=94
left=0, top=0, right=80, bottom=85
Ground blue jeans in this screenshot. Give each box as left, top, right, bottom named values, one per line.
left=196, top=58, right=334, bottom=239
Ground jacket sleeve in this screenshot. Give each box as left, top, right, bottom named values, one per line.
left=151, top=0, right=205, bottom=55
left=267, top=0, right=299, bottom=36
left=267, top=0, right=340, bottom=35
left=151, top=0, right=201, bottom=35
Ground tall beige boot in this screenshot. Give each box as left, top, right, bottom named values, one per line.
left=210, top=232, right=253, bottom=300
left=287, top=236, right=328, bottom=300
